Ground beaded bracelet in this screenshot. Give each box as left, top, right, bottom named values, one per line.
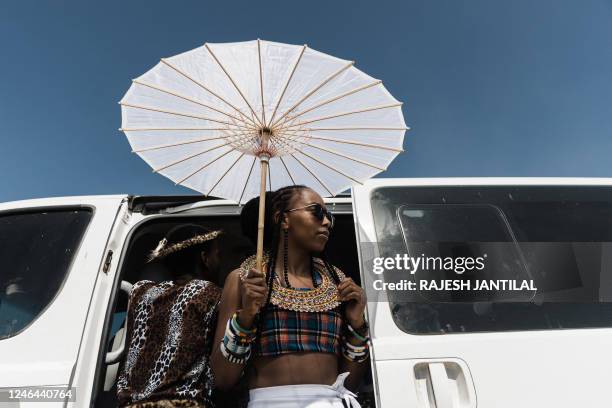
left=341, top=332, right=370, bottom=363
left=223, top=333, right=251, bottom=355
left=231, top=312, right=256, bottom=338
left=342, top=349, right=369, bottom=363
left=346, top=321, right=370, bottom=343
left=341, top=342, right=369, bottom=363
left=220, top=312, right=256, bottom=364
left=342, top=336, right=368, bottom=352
left=231, top=311, right=257, bottom=337
left=220, top=340, right=251, bottom=364
left=229, top=318, right=254, bottom=342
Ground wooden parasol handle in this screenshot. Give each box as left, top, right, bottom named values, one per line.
left=255, top=129, right=271, bottom=274
left=255, top=158, right=268, bottom=273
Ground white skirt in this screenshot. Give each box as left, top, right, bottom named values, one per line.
left=247, top=372, right=361, bottom=408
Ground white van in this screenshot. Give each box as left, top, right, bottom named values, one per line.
left=1, top=177, right=612, bottom=408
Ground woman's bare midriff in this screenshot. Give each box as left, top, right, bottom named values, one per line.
left=247, top=352, right=339, bottom=388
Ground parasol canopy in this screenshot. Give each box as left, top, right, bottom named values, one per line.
left=120, top=39, right=407, bottom=205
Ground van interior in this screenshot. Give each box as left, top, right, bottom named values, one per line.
left=92, top=208, right=375, bottom=407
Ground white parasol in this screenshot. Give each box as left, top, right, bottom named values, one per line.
left=120, top=39, right=408, bottom=270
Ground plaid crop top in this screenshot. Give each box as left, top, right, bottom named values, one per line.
left=253, top=304, right=343, bottom=356
left=252, top=271, right=344, bottom=357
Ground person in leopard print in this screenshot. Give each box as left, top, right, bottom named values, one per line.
left=116, top=224, right=224, bottom=408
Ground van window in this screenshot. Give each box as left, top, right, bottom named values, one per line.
left=369, top=186, right=612, bottom=334
left=0, top=208, right=92, bottom=339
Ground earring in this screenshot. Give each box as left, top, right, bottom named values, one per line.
left=283, top=228, right=292, bottom=289
left=310, top=255, right=317, bottom=288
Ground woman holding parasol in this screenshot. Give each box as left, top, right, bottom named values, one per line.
left=120, top=38, right=407, bottom=408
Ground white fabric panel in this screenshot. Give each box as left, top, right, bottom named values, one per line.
left=205, top=41, right=263, bottom=124
left=185, top=151, right=256, bottom=198
left=268, top=156, right=291, bottom=192
left=259, top=41, right=306, bottom=123
left=289, top=66, right=379, bottom=116
left=290, top=86, right=400, bottom=124
left=272, top=47, right=349, bottom=125
left=120, top=105, right=229, bottom=130
left=288, top=105, right=404, bottom=128
left=302, top=129, right=405, bottom=150
left=281, top=154, right=334, bottom=198
left=124, top=82, right=229, bottom=123
left=165, top=45, right=249, bottom=119
left=125, top=129, right=225, bottom=152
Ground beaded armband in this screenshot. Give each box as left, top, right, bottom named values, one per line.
left=220, top=312, right=256, bottom=365
left=342, top=319, right=370, bottom=363
left=346, top=320, right=370, bottom=343
left=341, top=335, right=370, bottom=363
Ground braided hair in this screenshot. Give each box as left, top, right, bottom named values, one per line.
left=255, top=185, right=344, bottom=339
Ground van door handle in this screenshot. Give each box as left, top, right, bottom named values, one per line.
left=429, top=362, right=454, bottom=408
left=414, top=359, right=476, bottom=408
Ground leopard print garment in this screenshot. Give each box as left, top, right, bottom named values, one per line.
left=117, top=279, right=221, bottom=408
left=123, top=398, right=206, bottom=408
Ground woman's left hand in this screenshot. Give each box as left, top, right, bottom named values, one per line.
left=337, top=277, right=367, bottom=327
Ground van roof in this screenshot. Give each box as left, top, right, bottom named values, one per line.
left=5, top=177, right=612, bottom=210
left=0, top=194, right=129, bottom=211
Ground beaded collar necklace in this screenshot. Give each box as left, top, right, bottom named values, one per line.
left=239, top=252, right=344, bottom=312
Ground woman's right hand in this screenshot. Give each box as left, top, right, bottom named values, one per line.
left=238, top=268, right=267, bottom=328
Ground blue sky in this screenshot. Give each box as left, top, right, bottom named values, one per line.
left=1, top=0, right=611, bottom=202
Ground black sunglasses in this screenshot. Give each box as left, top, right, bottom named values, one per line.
left=286, top=203, right=335, bottom=229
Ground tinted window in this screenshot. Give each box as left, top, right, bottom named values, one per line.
left=369, top=186, right=612, bottom=334
left=0, top=208, right=92, bottom=339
